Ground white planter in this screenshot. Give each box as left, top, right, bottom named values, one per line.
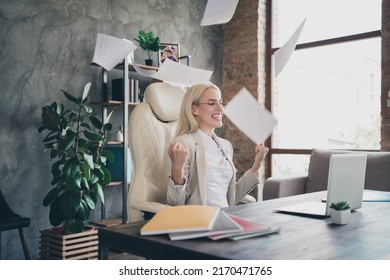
left=330, top=209, right=351, bottom=225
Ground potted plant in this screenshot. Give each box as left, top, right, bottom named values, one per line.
left=38, top=82, right=114, bottom=235
left=329, top=201, right=351, bottom=225
left=134, top=30, right=160, bottom=66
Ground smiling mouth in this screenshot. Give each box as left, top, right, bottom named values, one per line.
left=212, top=113, right=223, bottom=121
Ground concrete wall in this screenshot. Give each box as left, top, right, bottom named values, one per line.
left=0, top=0, right=223, bottom=259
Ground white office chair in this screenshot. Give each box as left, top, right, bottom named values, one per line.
left=127, top=82, right=185, bottom=222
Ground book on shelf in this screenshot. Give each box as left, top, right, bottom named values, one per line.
left=209, top=214, right=280, bottom=241
left=140, top=205, right=222, bottom=236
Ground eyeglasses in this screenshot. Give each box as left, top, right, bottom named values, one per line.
left=194, top=99, right=228, bottom=107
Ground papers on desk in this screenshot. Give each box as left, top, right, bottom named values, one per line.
left=200, top=0, right=239, bottom=26
left=92, top=33, right=137, bottom=71
left=140, top=205, right=279, bottom=241
left=224, top=87, right=277, bottom=144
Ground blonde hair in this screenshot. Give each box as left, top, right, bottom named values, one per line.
left=175, top=83, right=222, bottom=137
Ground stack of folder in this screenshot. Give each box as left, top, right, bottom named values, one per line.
left=140, top=205, right=279, bottom=241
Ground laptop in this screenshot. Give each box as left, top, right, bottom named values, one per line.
left=274, top=153, right=367, bottom=217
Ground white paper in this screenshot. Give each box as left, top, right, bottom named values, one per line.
left=130, top=57, right=158, bottom=77
left=224, top=87, right=277, bottom=144
left=92, top=33, right=137, bottom=71
left=200, top=0, right=239, bottom=26
left=273, top=18, right=306, bottom=76
left=152, top=59, right=213, bottom=87
left=132, top=58, right=213, bottom=87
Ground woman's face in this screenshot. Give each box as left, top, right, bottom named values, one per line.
left=192, top=88, right=224, bottom=136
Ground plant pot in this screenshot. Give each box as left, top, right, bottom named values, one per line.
left=39, top=226, right=99, bottom=260
left=330, top=209, right=351, bottom=225
left=145, top=59, right=153, bottom=66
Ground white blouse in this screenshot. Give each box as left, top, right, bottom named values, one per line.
left=198, top=130, right=234, bottom=207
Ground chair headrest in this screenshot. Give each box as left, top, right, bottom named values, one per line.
left=144, top=82, right=185, bottom=122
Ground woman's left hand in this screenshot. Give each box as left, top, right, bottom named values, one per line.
left=250, top=144, right=269, bottom=174
left=254, top=144, right=269, bottom=162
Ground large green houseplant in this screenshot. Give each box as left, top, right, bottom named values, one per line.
left=38, top=82, right=114, bottom=234
left=134, top=30, right=160, bottom=66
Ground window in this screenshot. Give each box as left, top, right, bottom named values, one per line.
left=270, top=0, right=381, bottom=177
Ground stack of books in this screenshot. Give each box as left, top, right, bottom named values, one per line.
left=140, top=205, right=279, bottom=241
left=111, top=78, right=140, bottom=103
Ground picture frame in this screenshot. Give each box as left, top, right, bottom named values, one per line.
left=158, top=43, right=180, bottom=66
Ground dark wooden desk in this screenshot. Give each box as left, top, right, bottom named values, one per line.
left=98, top=191, right=390, bottom=260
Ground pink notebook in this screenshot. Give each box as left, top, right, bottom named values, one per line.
left=209, top=214, right=279, bottom=241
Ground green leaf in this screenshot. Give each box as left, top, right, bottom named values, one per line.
left=81, top=82, right=91, bottom=102
left=62, top=90, right=79, bottom=103
left=81, top=104, right=93, bottom=113
left=42, top=187, right=60, bottom=207
left=61, top=192, right=81, bottom=217
left=83, top=130, right=100, bottom=141
left=75, top=200, right=88, bottom=221
left=42, top=110, right=61, bottom=131
left=104, top=149, right=115, bottom=163
left=49, top=198, right=65, bottom=227
left=89, top=174, right=99, bottom=185
left=83, top=153, right=94, bottom=169
left=38, top=126, right=46, bottom=133
left=62, top=159, right=75, bottom=178
left=80, top=123, right=92, bottom=131
left=83, top=193, right=96, bottom=209
left=77, top=138, right=88, bottom=148
left=51, top=160, right=62, bottom=177
left=102, top=122, right=113, bottom=132
left=73, top=173, right=82, bottom=190
left=64, top=218, right=85, bottom=234
left=50, top=149, right=59, bottom=158
left=58, top=134, right=76, bottom=152
left=80, top=162, right=91, bottom=181
left=90, top=116, right=103, bottom=130
left=101, top=165, right=112, bottom=185
left=93, top=183, right=105, bottom=204
left=80, top=176, right=89, bottom=191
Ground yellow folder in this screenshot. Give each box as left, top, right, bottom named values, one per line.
left=140, top=205, right=220, bottom=235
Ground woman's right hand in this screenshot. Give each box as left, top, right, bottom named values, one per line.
left=168, top=142, right=188, bottom=184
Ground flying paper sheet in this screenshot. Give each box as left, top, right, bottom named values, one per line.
left=224, top=88, right=277, bottom=144
left=132, top=58, right=213, bottom=87
left=92, top=33, right=137, bottom=71
left=273, top=18, right=306, bottom=76
left=200, top=0, right=239, bottom=26
left=152, top=59, right=213, bottom=87
left=130, top=57, right=158, bottom=77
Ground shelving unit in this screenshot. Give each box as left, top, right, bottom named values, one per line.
left=89, top=53, right=189, bottom=227
left=91, top=57, right=158, bottom=227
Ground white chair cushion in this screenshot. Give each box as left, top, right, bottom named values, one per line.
left=144, top=83, right=185, bottom=122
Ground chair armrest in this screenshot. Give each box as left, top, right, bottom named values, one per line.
left=132, top=201, right=171, bottom=214
left=263, top=176, right=307, bottom=200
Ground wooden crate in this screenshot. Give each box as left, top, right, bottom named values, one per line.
left=39, top=226, right=99, bottom=260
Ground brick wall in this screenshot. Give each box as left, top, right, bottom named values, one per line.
left=382, top=0, right=390, bottom=150
left=223, top=0, right=267, bottom=200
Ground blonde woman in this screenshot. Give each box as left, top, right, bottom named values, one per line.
left=167, top=83, right=269, bottom=207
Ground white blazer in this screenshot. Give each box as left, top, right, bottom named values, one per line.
left=166, top=130, right=259, bottom=206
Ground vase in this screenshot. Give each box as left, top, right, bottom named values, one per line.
left=330, top=209, right=351, bottom=225
left=39, top=226, right=99, bottom=260
left=145, top=59, right=153, bottom=66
